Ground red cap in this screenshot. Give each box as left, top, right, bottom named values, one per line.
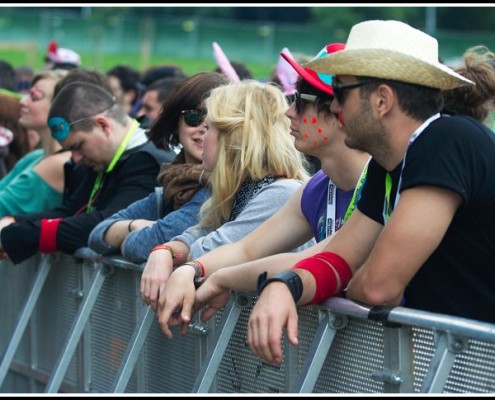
left=280, top=43, right=345, bottom=95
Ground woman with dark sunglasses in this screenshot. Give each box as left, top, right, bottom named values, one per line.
left=88, top=72, right=230, bottom=263
left=140, top=79, right=315, bottom=330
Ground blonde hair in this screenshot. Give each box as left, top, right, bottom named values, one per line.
left=199, top=79, right=310, bottom=228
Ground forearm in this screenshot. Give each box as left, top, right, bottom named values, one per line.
left=196, top=242, right=251, bottom=278
left=210, top=251, right=317, bottom=293
left=105, top=220, right=133, bottom=248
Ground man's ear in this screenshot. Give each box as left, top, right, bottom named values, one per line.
left=94, top=116, right=110, bottom=134
left=375, top=84, right=395, bottom=117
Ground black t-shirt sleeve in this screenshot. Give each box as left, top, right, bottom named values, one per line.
left=401, top=116, right=494, bottom=206
left=357, top=116, right=495, bottom=224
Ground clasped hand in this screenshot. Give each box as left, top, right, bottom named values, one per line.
left=140, top=249, right=175, bottom=311
left=155, top=265, right=197, bottom=339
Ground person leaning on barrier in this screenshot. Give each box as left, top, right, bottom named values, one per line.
left=0, top=81, right=171, bottom=264
left=0, top=68, right=122, bottom=218
left=248, top=19, right=495, bottom=366
left=140, top=80, right=316, bottom=338
left=87, top=72, right=230, bottom=263
left=163, top=43, right=371, bottom=337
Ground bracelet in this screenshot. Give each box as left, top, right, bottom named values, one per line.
left=256, top=270, right=303, bottom=303
left=151, top=244, right=182, bottom=260
left=183, top=260, right=206, bottom=287
left=128, top=219, right=135, bottom=232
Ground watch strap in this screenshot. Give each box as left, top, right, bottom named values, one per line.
left=256, top=270, right=303, bottom=303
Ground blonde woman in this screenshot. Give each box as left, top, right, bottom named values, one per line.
left=0, top=70, right=70, bottom=217
left=141, top=80, right=315, bottom=332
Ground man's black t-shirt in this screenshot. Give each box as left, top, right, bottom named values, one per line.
left=357, top=115, right=495, bottom=323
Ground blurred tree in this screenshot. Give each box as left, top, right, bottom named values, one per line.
left=232, top=7, right=312, bottom=22
left=1, top=5, right=494, bottom=33
left=437, top=7, right=495, bottom=31
left=311, top=6, right=426, bottom=38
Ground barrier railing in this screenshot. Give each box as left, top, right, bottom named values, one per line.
left=1, top=250, right=494, bottom=393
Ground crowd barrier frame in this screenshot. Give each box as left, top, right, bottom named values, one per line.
left=1, top=250, right=494, bottom=394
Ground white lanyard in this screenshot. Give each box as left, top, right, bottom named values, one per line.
left=325, top=158, right=371, bottom=237
left=382, top=113, right=441, bottom=223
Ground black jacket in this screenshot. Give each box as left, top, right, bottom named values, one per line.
left=2, top=141, right=172, bottom=264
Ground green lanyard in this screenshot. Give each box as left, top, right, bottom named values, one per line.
left=86, top=119, right=139, bottom=212
left=383, top=172, right=393, bottom=223
left=343, top=159, right=370, bottom=223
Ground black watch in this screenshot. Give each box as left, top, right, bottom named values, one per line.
left=256, top=270, right=303, bottom=303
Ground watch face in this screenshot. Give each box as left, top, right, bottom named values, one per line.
left=194, top=276, right=205, bottom=288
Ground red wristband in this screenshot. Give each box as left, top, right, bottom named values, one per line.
left=39, top=218, right=62, bottom=253
left=151, top=244, right=182, bottom=260
left=293, top=251, right=352, bottom=304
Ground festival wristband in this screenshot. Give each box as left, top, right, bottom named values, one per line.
left=182, top=260, right=206, bottom=287
left=39, top=218, right=63, bottom=253
left=151, top=244, right=182, bottom=260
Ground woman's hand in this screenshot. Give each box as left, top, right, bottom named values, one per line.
left=140, top=249, right=175, bottom=311
left=194, top=272, right=233, bottom=322
left=156, top=264, right=197, bottom=339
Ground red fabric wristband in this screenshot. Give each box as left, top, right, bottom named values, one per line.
left=39, top=218, right=62, bottom=253
left=293, top=251, right=352, bottom=305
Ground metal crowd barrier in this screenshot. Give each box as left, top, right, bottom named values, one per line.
left=1, top=250, right=494, bottom=393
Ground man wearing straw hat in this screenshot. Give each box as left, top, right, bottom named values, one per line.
left=248, top=19, right=495, bottom=366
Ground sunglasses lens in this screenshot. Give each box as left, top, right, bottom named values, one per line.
left=183, top=110, right=205, bottom=127
left=294, top=92, right=301, bottom=113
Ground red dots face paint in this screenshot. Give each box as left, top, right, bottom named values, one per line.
left=300, top=113, right=328, bottom=147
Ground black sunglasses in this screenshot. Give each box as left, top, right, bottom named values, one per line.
left=294, top=91, right=318, bottom=114
left=181, top=109, right=207, bottom=127
left=332, top=78, right=372, bottom=104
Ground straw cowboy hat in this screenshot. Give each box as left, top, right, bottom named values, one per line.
left=305, top=20, right=474, bottom=90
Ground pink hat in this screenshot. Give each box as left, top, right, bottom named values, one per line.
left=46, top=41, right=81, bottom=67
left=281, top=43, right=345, bottom=95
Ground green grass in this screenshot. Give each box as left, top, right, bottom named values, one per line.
left=0, top=50, right=274, bottom=81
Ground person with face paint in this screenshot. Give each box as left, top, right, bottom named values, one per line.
left=249, top=20, right=495, bottom=366
left=148, top=43, right=371, bottom=340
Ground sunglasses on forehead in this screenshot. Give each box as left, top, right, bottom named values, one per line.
left=294, top=91, right=318, bottom=114
left=181, top=109, right=207, bottom=127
